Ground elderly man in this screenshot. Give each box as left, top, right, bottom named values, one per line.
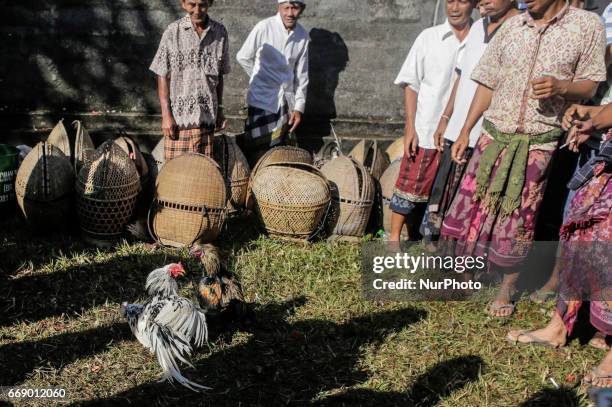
left=237, top=0, right=309, bottom=163
left=388, top=0, right=476, bottom=242
left=150, top=0, right=230, bottom=161
left=441, top=0, right=607, bottom=317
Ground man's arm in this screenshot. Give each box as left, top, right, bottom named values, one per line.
left=157, top=75, right=177, bottom=139
left=531, top=78, right=599, bottom=101
left=433, top=74, right=460, bottom=151
left=289, top=41, right=309, bottom=132
left=402, top=86, right=419, bottom=158
left=451, top=84, right=493, bottom=163
left=236, top=26, right=259, bottom=77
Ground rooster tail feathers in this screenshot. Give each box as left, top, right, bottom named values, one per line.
left=200, top=244, right=221, bottom=276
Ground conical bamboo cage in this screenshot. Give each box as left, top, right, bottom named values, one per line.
left=348, top=140, right=390, bottom=179
left=213, top=134, right=250, bottom=213
left=15, top=142, right=74, bottom=229
left=385, top=137, right=404, bottom=163
left=380, top=160, right=408, bottom=238
left=151, top=137, right=165, bottom=171
left=47, top=119, right=71, bottom=158
left=314, top=139, right=342, bottom=169
left=320, top=156, right=374, bottom=239
left=73, top=120, right=95, bottom=173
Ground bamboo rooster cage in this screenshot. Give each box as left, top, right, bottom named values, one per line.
left=250, top=162, right=330, bottom=241
left=213, top=134, right=250, bottom=213
left=149, top=153, right=227, bottom=247
left=72, top=120, right=95, bottom=173
left=76, top=140, right=141, bottom=244
left=320, top=156, right=374, bottom=240
left=380, top=160, right=408, bottom=238
left=47, top=119, right=71, bottom=158
left=348, top=140, right=390, bottom=180
left=385, top=138, right=404, bottom=163
left=15, top=142, right=75, bottom=229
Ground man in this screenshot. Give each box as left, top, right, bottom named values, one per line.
left=420, top=0, right=519, bottom=243
left=441, top=0, right=606, bottom=317
left=237, top=0, right=309, bottom=163
left=150, top=0, right=230, bottom=161
left=388, top=0, right=476, bottom=242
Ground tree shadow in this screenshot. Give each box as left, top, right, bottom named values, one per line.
left=74, top=302, right=430, bottom=406
left=518, top=386, right=581, bottom=407
left=299, top=28, right=349, bottom=154
left=0, top=322, right=131, bottom=385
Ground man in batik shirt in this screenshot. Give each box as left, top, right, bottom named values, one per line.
left=441, top=0, right=607, bottom=317
left=150, top=0, right=230, bottom=161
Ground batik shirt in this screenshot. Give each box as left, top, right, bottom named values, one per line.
left=150, top=15, right=231, bottom=129
left=471, top=4, right=606, bottom=136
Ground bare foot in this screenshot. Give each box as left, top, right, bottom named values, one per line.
left=488, top=273, right=519, bottom=317
left=584, top=348, right=612, bottom=388
left=589, top=331, right=611, bottom=351
left=507, top=313, right=567, bottom=347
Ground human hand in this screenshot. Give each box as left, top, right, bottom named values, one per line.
left=162, top=113, right=178, bottom=139
left=433, top=117, right=449, bottom=152
left=451, top=132, right=470, bottom=165
left=288, top=111, right=302, bottom=133
left=403, top=125, right=418, bottom=158
left=530, top=75, right=567, bottom=99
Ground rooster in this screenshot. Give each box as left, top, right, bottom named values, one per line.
left=121, top=263, right=209, bottom=391
left=189, top=243, right=246, bottom=318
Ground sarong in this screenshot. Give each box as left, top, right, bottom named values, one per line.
left=420, top=139, right=473, bottom=240
left=440, top=129, right=556, bottom=267
left=390, top=147, right=440, bottom=215
left=243, top=104, right=290, bottom=149
left=164, top=127, right=214, bottom=161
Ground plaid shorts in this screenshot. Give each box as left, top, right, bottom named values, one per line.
left=164, top=127, right=214, bottom=161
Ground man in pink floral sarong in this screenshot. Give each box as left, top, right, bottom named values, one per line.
left=440, top=0, right=607, bottom=317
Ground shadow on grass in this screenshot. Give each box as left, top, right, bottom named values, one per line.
left=519, top=386, right=581, bottom=407
left=73, top=300, right=430, bottom=406
left=0, top=322, right=131, bottom=385
left=0, top=248, right=183, bottom=327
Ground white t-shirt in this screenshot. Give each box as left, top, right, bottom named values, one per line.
left=394, top=20, right=467, bottom=150
left=443, top=18, right=494, bottom=148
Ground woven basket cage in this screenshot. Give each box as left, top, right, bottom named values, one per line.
left=313, top=140, right=342, bottom=169
left=379, top=159, right=408, bottom=238
left=114, top=136, right=149, bottom=181
left=151, top=137, right=165, bottom=172
left=47, top=119, right=71, bottom=158
left=150, top=153, right=227, bottom=247
left=213, top=134, right=250, bottom=213
left=247, top=146, right=313, bottom=209
left=73, top=120, right=95, bottom=173
left=251, top=162, right=330, bottom=239
left=320, top=156, right=374, bottom=238
left=15, top=142, right=75, bottom=228
left=76, top=140, right=141, bottom=239
left=348, top=140, right=390, bottom=180
left=386, top=137, right=404, bottom=163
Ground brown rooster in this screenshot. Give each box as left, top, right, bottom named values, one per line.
left=189, top=243, right=246, bottom=318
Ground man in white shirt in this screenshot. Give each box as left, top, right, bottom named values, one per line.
left=236, top=0, right=309, bottom=162
left=388, top=0, right=476, bottom=242
left=420, top=0, right=519, bottom=243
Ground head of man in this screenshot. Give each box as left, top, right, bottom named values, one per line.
left=182, top=0, right=212, bottom=26
left=523, top=0, right=565, bottom=14
left=480, top=0, right=515, bottom=19
left=278, top=1, right=306, bottom=30
left=446, top=0, right=477, bottom=29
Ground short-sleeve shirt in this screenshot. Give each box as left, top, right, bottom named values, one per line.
left=471, top=5, right=607, bottom=135
left=394, top=20, right=467, bottom=150
left=150, top=16, right=231, bottom=129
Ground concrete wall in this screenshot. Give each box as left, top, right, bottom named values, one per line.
left=0, top=0, right=440, bottom=150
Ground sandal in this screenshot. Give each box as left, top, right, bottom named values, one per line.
left=529, top=289, right=557, bottom=304
left=506, top=330, right=564, bottom=348
left=487, top=302, right=516, bottom=318
left=583, top=367, right=612, bottom=388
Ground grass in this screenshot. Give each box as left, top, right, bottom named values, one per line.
left=0, top=213, right=604, bottom=406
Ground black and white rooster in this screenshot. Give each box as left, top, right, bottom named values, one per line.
left=189, top=243, right=247, bottom=318
left=121, top=263, right=209, bottom=391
